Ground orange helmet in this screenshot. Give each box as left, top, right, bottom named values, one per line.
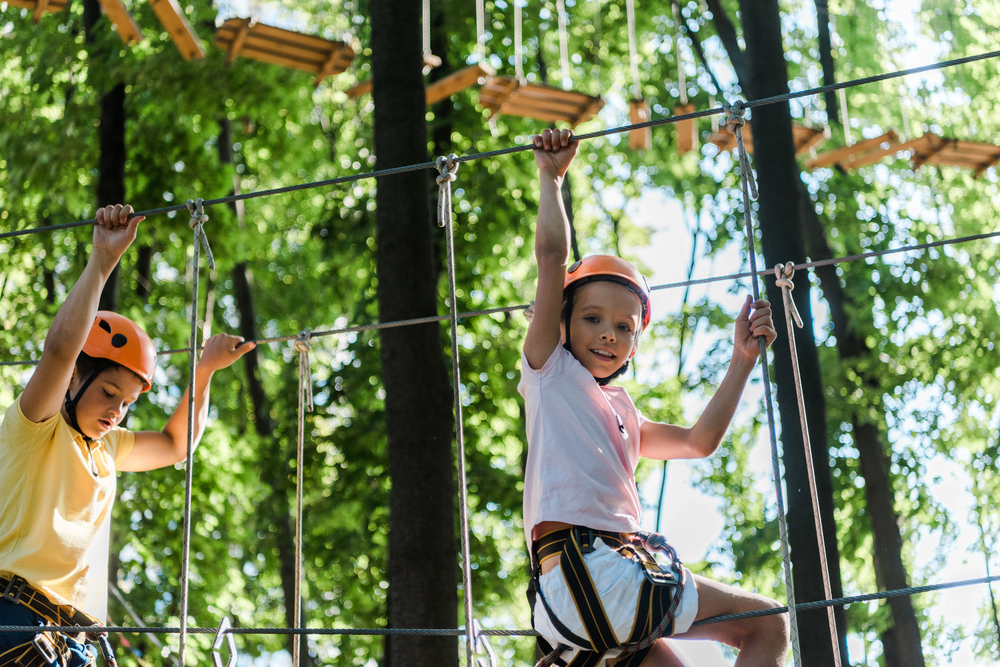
left=564, top=255, right=652, bottom=331
left=82, top=311, right=156, bottom=392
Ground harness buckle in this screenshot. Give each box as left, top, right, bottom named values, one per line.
left=2, top=575, right=27, bottom=603
left=32, top=633, right=59, bottom=664
left=575, top=526, right=597, bottom=554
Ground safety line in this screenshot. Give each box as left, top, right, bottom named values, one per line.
left=3, top=573, right=997, bottom=637
left=2, top=50, right=999, bottom=242
left=3, top=226, right=998, bottom=369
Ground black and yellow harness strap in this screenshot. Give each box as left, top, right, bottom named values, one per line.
left=531, top=527, right=683, bottom=667
left=0, top=575, right=105, bottom=667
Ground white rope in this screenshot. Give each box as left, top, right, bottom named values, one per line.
left=626, top=0, right=641, bottom=99
left=436, top=154, right=476, bottom=667
left=671, top=0, right=687, bottom=105
left=774, top=262, right=842, bottom=667
left=514, top=0, right=524, bottom=80
left=292, top=331, right=313, bottom=667
left=556, top=0, right=570, bottom=88
left=423, top=0, right=431, bottom=58
left=476, top=0, right=486, bottom=61
left=591, top=0, right=601, bottom=69
left=838, top=87, right=853, bottom=147
left=179, top=198, right=210, bottom=666
left=724, top=104, right=802, bottom=667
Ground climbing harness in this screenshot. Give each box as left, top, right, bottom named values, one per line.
left=0, top=575, right=116, bottom=667
left=528, top=527, right=685, bottom=667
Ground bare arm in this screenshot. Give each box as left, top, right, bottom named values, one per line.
left=524, top=129, right=579, bottom=370
left=640, top=297, right=776, bottom=460
left=20, top=205, right=144, bottom=423
left=120, top=334, right=254, bottom=472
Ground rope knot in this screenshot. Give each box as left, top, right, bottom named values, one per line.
left=435, top=153, right=460, bottom=228
left=774, top=262, right=803, bottom=329
left=723, top=100, right=747, bottom=134
left=295, top=331, right=314, bottom=412
left=185, top=198, right=216, bottom=270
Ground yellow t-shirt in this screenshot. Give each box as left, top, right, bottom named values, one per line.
left=0, top=395, right=135, bottom=621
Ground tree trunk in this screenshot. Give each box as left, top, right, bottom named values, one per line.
left=371, top=0, right=459, bottom=665
left=736, top=2, right=847, bottom=664
left=798, top=181, right=925, bottom=666
left=814, top=0, right=839, bottom=126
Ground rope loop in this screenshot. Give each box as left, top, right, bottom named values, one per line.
left=435, top=154, right=460, bottom=228
left=296, top=330, right=314, bottom=412
left=774, top=262, right=804, bottom=329
left=722, top=101, right=758, bottom=201
left=723, top=100, right=747, bottom=134
left=185, top=198, right=216, bottom=270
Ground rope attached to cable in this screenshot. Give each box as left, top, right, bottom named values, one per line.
left=436, top=154, right=477, bottom=667
left=178, top=198, right=209, bottom=667
left=774, top=262, right=841, bottom=667
left=725, top=103, right=802, bottom=667
left=292, top=331, right=313, bottom=667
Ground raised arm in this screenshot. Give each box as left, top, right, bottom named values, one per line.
left=120, top=333, right=254, bottom=472
left=20, top=205, right=144, bottom=423
left=523, top=129, right=580, bottom=370
left=640, top=296, right=776, bottom=460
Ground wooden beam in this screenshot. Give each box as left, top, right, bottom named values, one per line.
left=629, top=99, right=652, bottom=151
left=346, top=79, right=373, bottom=100
left=804, top=130, right=899, bottom=169
left=149, top=0, right=204, bottom=60
left=32, top=0, right=50, bottom=24
left=426, top=62, right=494, bottom=105
left=96, top=0, right=142, bottom=44
left=222, top=18, right=253, bottom=66
left=315, top=41, right=356, bottom=84
left=673, top=102, right=696, bottom=155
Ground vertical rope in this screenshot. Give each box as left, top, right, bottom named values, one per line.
left=591, top=0, right=601, bottom=70
left=670, top=0, right=687, bottom=105
left=292, top=332, right=313, bottom=667
left=423, top=0, right=431, bottom=58
left=179, top=198, right=214, bottom=666
left=774, top=262, right=842, bottom=667
left=476, top=0, right=486, bottom=61
left=625, top=0, right=641, bottom=99
left=556, top=0, right=570, bottom=88
left=838, top=87, right=853, bottom=147
left=436, top=154, right=476, bottom=666
left=723, top=103, right=802, bottom=667
left=514, top=0, right=524, bottom=80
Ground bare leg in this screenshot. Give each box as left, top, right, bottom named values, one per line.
left=670, top=575, right=790, bottom=667
left=610, top=639, right=695, bottom=667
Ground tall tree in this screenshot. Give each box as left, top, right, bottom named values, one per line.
left=370, top=2, right=459, bottom=666
left=705, top=0, right=849, bottom=663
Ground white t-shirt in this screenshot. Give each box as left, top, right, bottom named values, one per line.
left=518, top=346, right=648, bottom=553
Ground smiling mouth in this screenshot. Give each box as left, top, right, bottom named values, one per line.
left=591, top=349, right=616, bottom=361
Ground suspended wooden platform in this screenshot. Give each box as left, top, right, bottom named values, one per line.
left=892, top=132, right=1000, bottom=176
left=804, top=130, right=900, bottom=170
left=345, top=59, right=491, bottom=105
left=709, top=123, right=828, bottom=156
left=214, top=18, right=356, bottom=84
left=479, top=76, right=604, bottom=128
left=628, top=99, right=651, bottom=151
left=674, top=103, right=698, bottom=156
left=149, top=0, right=204, bottom=60
left=97, top=0, right=142, bottom=45
left=7, top=0, right=68, bottom=23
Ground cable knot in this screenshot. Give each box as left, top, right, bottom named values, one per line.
left=723, top=100, right=747, bottom=134
left=435, top=154, right=460, bottom=228
left=774, top=262, right=803, bottom=329
left=185, top=198, right=216, bottom=270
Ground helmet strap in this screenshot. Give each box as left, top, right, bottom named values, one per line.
left=64, top=364, right=106, bottom=442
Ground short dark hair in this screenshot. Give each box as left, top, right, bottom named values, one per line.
left=74, top=351, right=145, bottom=387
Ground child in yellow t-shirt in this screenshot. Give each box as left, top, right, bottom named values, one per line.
left=0, top=204, right=253, bottom=667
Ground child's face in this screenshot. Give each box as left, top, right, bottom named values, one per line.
left=66, top=365, right=144, bottom=439
left=561, top=281, right=642, bottom=379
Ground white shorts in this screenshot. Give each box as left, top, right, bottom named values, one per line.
left=534, top=538, right=699, bottom=666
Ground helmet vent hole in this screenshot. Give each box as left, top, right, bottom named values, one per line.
left=111, top=334, right=128, bottom=348
left=98, top=319, right=112, bottom=333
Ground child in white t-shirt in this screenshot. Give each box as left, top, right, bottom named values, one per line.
left=521, top=129, right=789, bottom=667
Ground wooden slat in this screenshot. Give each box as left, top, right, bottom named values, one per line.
left=214, top=18, right=355, bottom=81
left=315, top=42, right=356, bottom=83
left=673, top=103, right=695, bottom=155
left=426, top=62, right=494, bottom=105
left=32, top=0, right=49, bottom=24
left=7, top=0, right=66, bottom=17
left=478, top=76, right=601, bottom=125
left=241, top=34, right=328, bottom=67
left=793, top=125, right=828, bottom=152
left=97, top=0, right=142, bottom=45
left=346, top=80, right=373, bottom=99
left=149, top=0, right=204, bottom=60
left=804, top=130, right=899, bottom=169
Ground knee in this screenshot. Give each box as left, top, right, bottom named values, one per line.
left=733, top=596, right=788, bottom=653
